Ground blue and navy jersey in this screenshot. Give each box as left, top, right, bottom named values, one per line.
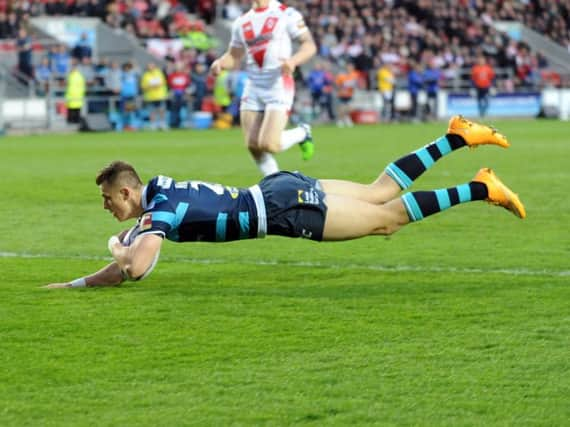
left=138, top=175, right=262, bottom=242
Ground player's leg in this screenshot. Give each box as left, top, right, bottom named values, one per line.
left=400, top=167, right=526, bottom=222
left=258, top=74, right=314, bottom=160
left=320, top=116, right=510, bottom=205
left=257, top=108, right=314, bottom=159
left=241, top=110, right=279, bottom=176
left=322, top=167, right=525, bottom=241
left=322, top=194, right=409, bottom=241
left=319, top=174, right=401, bottom=205
left=384, top=115, right=509, bottom=190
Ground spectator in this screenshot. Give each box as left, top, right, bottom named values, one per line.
left=141, top=61, right=168, bottom=130
left=69, top=0, right=89, bottom=16
left=471, top=55, right=495, bottom=117
left=50, top=44, right=71, bottom=82
left=320, top=61, right=336, bottom=123
left=105, top=60, right=122, bottom=95
left=5, top=11, right=19, bottom=38
left=306, top=62, right=328, bottom=120
left=65, top=59, right=86, bottom=125
left=334, top=62, right=359, bottom=128
left=45, top=0, right=67, bottom=16
left=35, top=56, right=52, bottom=96
left=198, top=0, right=216, bottom=25
left=422, top=59, right=441, bottom=121
left=167, top=61, right=191, bottom=128
left=94, top=57, right=110, bottom=88
left=377, top=61, right=395, bottom=122
left=86, top=0, right=106, bottom=20
left=190, top=62, right=208, bottom=112
left=71, top=32, right=93, bottom=61
left=0, top=12, right=10, bottom=39
left=78, top=56, right=96, bottom=87
left=16, top=28, right=33, bottom=83
left=407, top=61, right=423, bottom=121
left=213, top=68, right=231, bottom=112
left=118, top=62, right=140, bottom=131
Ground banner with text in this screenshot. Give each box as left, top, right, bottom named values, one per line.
left=447, top=92, right=542, bottom=118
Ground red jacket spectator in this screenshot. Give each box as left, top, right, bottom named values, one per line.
left=168, top=68, right=190, bottom=94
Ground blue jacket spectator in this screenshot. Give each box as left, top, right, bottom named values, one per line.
left=407, top=62, right=423, bottom=120
left=422, top=63, right=441, bottom=120
left=422, top=66, right=440, bottom=97
left=35, top=56, right=52, bottom=95
left=72, top=33, right=93, bottom=61
left=118, top=62, right=140, bottom=131
left=120, top=65, right=139, bottom=99
left=307, top=63, right=330, bottom=118
left=50, top=44, right=71, bottom=79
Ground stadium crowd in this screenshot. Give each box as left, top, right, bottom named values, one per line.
left=1, top=0, right=569, bottom=129
left=217, top=0, right=568, bottom=123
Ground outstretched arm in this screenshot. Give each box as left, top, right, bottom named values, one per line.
left=44, top=261, right=126, bottom=289
left=44, top=233, right=163, bottom=289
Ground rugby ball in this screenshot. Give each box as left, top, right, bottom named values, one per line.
left=120, top=223, right=160, bottom=281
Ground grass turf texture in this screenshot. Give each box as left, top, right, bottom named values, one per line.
left=1, top=120, right=569, bottom=426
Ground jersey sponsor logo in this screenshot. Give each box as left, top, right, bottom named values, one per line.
left=297, top=189, right=320, bottom=205
left=141, top=213, right=153, bottom=231
left=242, top=16, right=279, bottom=68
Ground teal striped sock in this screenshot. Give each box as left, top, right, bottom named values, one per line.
left=401, top=182, right=488, bottom=222
left=385, top=134, right=466, bottom=189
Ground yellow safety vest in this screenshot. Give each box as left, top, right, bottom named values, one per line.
left=65, top=69, right=86, bottom=109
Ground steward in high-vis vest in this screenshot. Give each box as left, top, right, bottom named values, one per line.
left=65, top=62, right=86, bottom=124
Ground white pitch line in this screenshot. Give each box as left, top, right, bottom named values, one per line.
left=1, top=251, right=569, bottom=278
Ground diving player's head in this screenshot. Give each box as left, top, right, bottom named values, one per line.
left=96, top=161, right=144, bottom=222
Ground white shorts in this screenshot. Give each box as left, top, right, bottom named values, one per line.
left=240, top=74, right=295, bottom=112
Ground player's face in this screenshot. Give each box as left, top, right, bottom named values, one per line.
left=100, top=182, right=131, bottom=221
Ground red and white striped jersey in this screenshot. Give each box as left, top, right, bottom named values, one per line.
left=230, top=1, right=308, bottom=87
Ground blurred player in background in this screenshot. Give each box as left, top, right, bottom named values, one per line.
left=45, top=116, right=525, bottom=289
left=210, top=0, right=317, bottom=176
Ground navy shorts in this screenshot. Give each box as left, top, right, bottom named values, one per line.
left=259, top=171, right=327, bottom=241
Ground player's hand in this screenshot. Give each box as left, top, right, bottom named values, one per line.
left=280, top=58, right=297, bottom=76
left=108, top=235, right=122, bottom=255
left=43, top=283, right=71, bottom=289
left=117, top=228, right=130, bottom=242
left=210, top=59, right=223, bottom=77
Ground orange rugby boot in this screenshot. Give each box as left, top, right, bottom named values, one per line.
left=472, top=168, right=526, bottom=218
left=447, top=115, right=509, bottom=148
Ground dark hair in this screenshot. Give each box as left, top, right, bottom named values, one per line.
left=95, top=160, right=143, bottom=188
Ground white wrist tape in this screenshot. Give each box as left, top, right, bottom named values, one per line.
left=107, top=235, right=121, bottom=254
left=70, top=277, right=87, bottom=288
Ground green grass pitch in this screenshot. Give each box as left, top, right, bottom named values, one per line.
left=1, top=120, right=569, bottom=426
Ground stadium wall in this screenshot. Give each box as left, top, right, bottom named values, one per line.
left=348, top=89, right=570, bottom=121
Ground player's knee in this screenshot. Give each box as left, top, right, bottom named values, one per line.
left=375, top=225, right=396, bottom=236
left=374, top=220, right=402, bottom=236
left=259, top=138, right=281, bottom=153
left=247, top=136, right=260, bottom=147
left=248, top=145, right=263, bottom=158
